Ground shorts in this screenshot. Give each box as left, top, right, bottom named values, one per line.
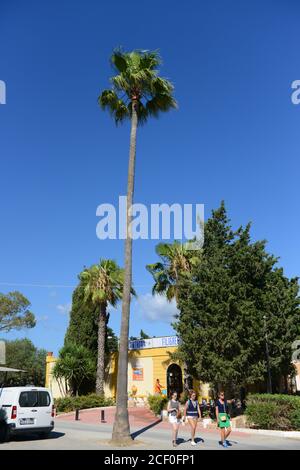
left=169, top=415, right=180, bottom=424
left=187, top=415, right=198, bottom=421
left=218, top=413, right=231, bottom=428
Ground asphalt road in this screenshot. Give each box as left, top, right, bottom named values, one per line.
left=1, top=420, right=300, bottom=450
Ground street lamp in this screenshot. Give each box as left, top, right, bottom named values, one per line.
left=263, top=315, right=272, bottom=394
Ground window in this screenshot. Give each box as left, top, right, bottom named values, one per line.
left=19, top=391, right=50, bottom=407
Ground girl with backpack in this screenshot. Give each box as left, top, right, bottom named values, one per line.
left=215, top=391, right=232, bottom=448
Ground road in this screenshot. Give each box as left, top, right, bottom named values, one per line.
left=1, top=419, right=300, bottom=450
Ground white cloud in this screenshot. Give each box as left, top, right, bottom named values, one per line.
left=37, top=315, right=49, bottom=322
left=56, top=303, right=71, bottom=315
left=136, top=293, right=179, bottom=323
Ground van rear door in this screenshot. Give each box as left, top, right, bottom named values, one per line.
left=18, top=390, right=52, bottom=429
left=17, top=390, right=40, bottom=428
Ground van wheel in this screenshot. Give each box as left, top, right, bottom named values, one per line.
left=0, top=423, right=9, bottom=443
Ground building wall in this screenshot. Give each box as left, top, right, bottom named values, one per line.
left=294, top=362, right=300, bottom=392
left=45, top=352, right=65, bottom=399
left=47, top=347, right=298, bottom=400
left=46, top=346, right=185, bottom=399
left=105, top=346, right=179, bottom=398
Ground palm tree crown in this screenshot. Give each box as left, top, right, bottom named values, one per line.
left=80, top=259, right=124, bottom=307
left=147, top=241, right=199, bottom=302
left=99, top=49, right=177, bottom=125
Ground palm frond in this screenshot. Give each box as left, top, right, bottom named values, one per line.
left=139, top=50, right=161, bottom=70
left=98, top=89, right=129, bottom=124
left=111, top=49, right=128, bottom=73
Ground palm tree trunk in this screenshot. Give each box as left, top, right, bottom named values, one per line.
left=111, top=101, right=138, bottom=444
left=96, top=303, right=107, bottom=395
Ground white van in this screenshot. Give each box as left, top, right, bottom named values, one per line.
left=0, top=386, right=54, bottom=441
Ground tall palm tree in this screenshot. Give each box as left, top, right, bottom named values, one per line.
left=80, top=259, right=124, bottom=396
left=99, top=49, right=177, bottom=444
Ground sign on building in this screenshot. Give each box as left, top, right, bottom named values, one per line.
left=129, top=336, right=180, bottom=350
left=132, top=368, right=144, bottom=381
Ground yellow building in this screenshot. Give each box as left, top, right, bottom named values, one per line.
left=45, top=336, right=300, bottom=399
left=46, top=336, right=210, bottom=400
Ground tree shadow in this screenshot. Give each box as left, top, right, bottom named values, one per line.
left=131, top=418, right=162, bottom=440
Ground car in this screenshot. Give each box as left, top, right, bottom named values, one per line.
left=0, top=386, right=55, bottom=441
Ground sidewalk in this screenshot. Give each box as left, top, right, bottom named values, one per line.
left=56, top=405, right=249, bottom=438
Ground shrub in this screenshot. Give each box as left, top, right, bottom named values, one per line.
left=147, top=394, right=168, bottom=416
left=54, top=394, right=115, bottom=413
left=179, top=390, right=189, bottom=404
left=245, top=394, right=300, bottom=431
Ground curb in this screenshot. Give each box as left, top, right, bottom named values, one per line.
left=234, top=427, right=300, bottom=440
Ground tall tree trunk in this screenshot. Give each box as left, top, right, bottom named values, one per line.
left=96, top=303, right=107, bottom=395
left=111, top=102, right=138, bottom=444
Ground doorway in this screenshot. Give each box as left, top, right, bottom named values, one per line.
left=167, top=363, right=183, bottom=397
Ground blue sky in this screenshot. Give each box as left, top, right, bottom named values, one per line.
left=0, top=0, right=299, bottom=355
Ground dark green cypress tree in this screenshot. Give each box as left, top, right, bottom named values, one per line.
left=174, top=203, right=300, bottom=395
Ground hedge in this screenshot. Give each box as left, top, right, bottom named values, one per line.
left=245, top=394, right=300, bottom=431
left=54, top=394, right=115, bottom=413
left=147, top=394, right=168, bottom=416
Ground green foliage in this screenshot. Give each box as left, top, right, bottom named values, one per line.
left=80, top=259, right=125, bottom=308
left=53, top=342, right=95, bottom=396
left=245, top=394, right=300, bottom=430
left=0, top=291, right=35, bottom=333
left=54, top=394, right=115, bottom=413
left=174, top=202, right=300, bottom=393
left=130, top=329, right=150, bottom=341
left=64, top=266, right=120, bottom=393
left=179, top=390, right=189, bottom=404
left=147, top=394, right=168, bottom=415
left=139, top=329, right=150, bottom=339
left=65, top=285, right=118, bottom=359
left=65, top=286, right=99, bottom=358
left=0, top=338, right=46, bottom=386
left=147, top=241, right=199, bottom=302
left=99, top=49, right=177, bottom=125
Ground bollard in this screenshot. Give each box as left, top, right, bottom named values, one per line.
left=75, top=408, right=80, bottom=421
left=100, top=409, right=106, bottom=423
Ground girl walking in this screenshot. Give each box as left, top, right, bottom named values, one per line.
left=183, top=390, right=201, bottom=446
left=167, top=391, right=181, bottom=447
left=215, top=391, right=232, bottom=448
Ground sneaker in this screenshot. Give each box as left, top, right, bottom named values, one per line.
left=191, top=440, right=197, bottom=446
left=222, top=441, right=228, bottom=448
left=226, top=440, right=232, bottom=446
